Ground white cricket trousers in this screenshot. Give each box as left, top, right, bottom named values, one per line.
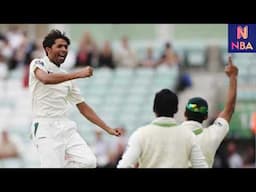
left=30, top=117, right=96, bottom=168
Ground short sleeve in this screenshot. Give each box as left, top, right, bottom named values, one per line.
left=67, top=81, right=85, bottom=105
left=207, top=117, right=229, bottom=149
left=213, top=118, right=229, bottom=130
left=30, top=59, right=48, bottom=78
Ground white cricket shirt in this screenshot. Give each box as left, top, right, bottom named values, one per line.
left=181, top=117, right=229, bottom=167
left=29, top=56, right=84, bottom=118
left=117, top=117, right=208, bottom=168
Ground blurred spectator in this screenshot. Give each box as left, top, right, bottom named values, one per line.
left=91, top=130, right=111, bottom=168
left=90, top=41, right=99, bottom=67
left=0, top=32, right=5, bottom=40
left=74, top=31, right=96, bottom=68
left=22, top=65, right=30, bottom=88
left=30, top=40, right=45, bottom=59
left=227, top=141, right=243, bottom=168
left=242, top=145, right=255, bottom=168
left=0, top=37, right=12, bottom=60
left=0, top=129, right=24, bottom=160
left=174, top=52, right=192, bottom=93
left=0, top=52, right=8, bottom=94
left=5, top=25, right=24, bottom=51
left=21, top=31, right=38, bottom=88
left=22, top=31, right=36, bottom=64
left=213, top=152, right=229, bottom=168
left=0, top=53, right=8, bottom=81
left=140, top=47, right=157, bottom=68
left=74, top=41, right=89, bottom=68
left=115, top=36, right=138, bottom=68
left=156, top=41, right=174, bottom=66
left=161, top=42, right=172, bottom=57
left=106, top=127, right=128, bottom=167
left=7, top=30, right=32, bottom=71
left=98, top=40, right=115, bottom=69
left=250, top=112, right=256, bottom=135
left=157, top=49, right=178, bottom=69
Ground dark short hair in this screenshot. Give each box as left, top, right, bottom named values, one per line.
left=185, top=97, right=208, bottom=123
left=42, top=29, right=70, bottom=50
left=153, top=89, right=178, bottom=117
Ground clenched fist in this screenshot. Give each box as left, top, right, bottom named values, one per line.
left=77, top=66, right=93, bottom=78
left=106, top=127, right=123, bottom=137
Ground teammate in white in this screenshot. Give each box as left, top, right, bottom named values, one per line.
left=181, top=56, right=238, bottom=168
left=29, top=29, right=122, bottom=168
left=117, top=89, right=208, bottom=168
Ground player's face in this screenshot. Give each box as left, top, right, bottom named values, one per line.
left=47, top=38, right=68, bottom=65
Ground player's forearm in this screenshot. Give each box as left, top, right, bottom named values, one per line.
left=79, top=103, right=111, bottom=133
left=226, top=76, right=237, bottom=114
left=41, top=72, right=81, bottom=84
left=219, top=76, right=237, bottom=122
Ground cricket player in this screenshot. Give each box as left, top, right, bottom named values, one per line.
left=181, top=56, right=238, bottom=168
left=117, top=89, right=208, bottom=168
left=29, top=29, right=122, bottom=168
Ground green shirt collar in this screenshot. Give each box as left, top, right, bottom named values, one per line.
left=152, top=117, right=177, bottom=127
left=182, top=121, right=203, bottom=135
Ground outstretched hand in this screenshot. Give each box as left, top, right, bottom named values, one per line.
left=107, top=128, right=123, bottom=137
left=225, top=55, right=238, bottom=77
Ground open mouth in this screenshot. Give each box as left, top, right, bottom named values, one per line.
left=58, top=55, right=65, bottom=60
left=57, top=55, right=66, bottom=62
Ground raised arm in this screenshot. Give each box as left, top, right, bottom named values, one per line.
left=218, top=56, right=239, bottom=122
left=34, top=66, right=93, bottom=84
left=76, top=102, right=122, bottom=136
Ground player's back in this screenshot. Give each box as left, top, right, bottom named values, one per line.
left=199, top=118, right=229, bottom=167
left=182, top=118, right=229, bottom=167
left=136, top=122, right=196, bottom=168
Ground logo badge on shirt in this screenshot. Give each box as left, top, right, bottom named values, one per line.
left=215, top=121, right=223, bottom=127
left=35, top=60, right=45, bottom=66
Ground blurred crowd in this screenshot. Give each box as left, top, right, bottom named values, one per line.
left=0, top=26, right=184, bottom=89
left=213, top=139, right=255, bottom=168
left=0, top=25, right=44, bottom=88
left=89, top=127, right=128, bottom=168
